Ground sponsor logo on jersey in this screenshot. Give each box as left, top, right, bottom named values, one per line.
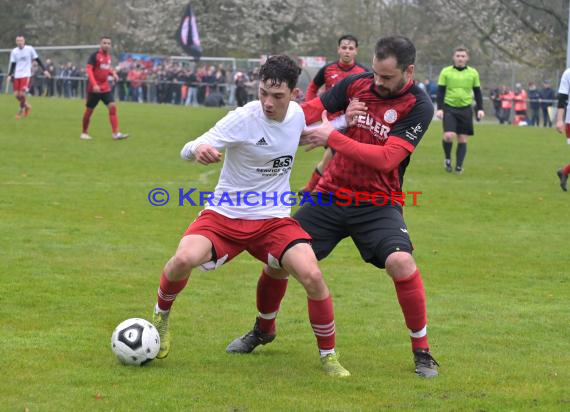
left=354, top=113, right=391, bottom=142
left=383, top=109, right=398, bottom=124
left=256, top=137, right=268, bottom=146
left=266, top=155, right=292, bottom=168
left=405, top=123, right=423, bottom=141
left=331, top=74, right=339, bottom=79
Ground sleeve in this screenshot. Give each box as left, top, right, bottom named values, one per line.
left=558, top=70, right=570, bottom=95
left=386, top=96, right=434, bottom=152
left=436, top=85, right=446, bottom=108
left=319, top=75, right=353, bottom=113
left=9, top=62, right=16, bottom=76
left=472, top=69, right=481, bottom=88
left=437, top=68, right=447, bottom=86
left=86, top=53, right=97, bottom=87
left=34, top=57, right=46, bottom=71
left=473, top=87, right=483, bottom=111
left=29, top=47, right=38, bottom=60
left=9, top=50, right=16, bottom=63
left=312, top=66, right=326, bottom=89
left=326, top=131, right=411, bottom=173
left=305, top=81, right=320, bottom=101
left=180, top=108, right=247, bottom=160
left=303, top=114, right=347, bottom=132
left=557, top=93, right=568, bottom=109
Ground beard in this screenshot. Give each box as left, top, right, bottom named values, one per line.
left=376, top=77, right=407, bottom=97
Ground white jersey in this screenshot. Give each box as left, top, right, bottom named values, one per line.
left=559, top=68, right=570, bottom=123
left=10, top=45, right=39, bottom=79
left=181, top=101, right=306, bottom=219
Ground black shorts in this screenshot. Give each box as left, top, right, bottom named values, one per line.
left=443, top=105, right=474, bottom=135
left=86, top=92, right=115, bottom=109
left=294, top=194, right=413, bottom=269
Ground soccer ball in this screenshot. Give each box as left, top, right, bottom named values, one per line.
left=111, top=318, right=160, bottom=366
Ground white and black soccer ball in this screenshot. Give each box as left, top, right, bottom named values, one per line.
left=111, top=318, right=160, bottom=366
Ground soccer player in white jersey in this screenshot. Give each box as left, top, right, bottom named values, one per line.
left=150, top=55, right=350, bottom=377
left=7, top=35, right=51, bottom=119
left=555, top=67, right=570, bottom=191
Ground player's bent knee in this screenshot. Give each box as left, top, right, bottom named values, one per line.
left=385, top=252, right=417, bottom=280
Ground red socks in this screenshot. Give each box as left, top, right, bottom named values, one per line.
left=156, top=272, right=189, bottom=311
left=82, top=108, right=93, bottom=133
left=393, top=269, right=429, bottom=351
left=563, top=164, right=570, bottom=176
left=108, top=105, right=118, bottom=134
left=256, top=270, right=288, bottom=334
left=302, top=168, right=323, bottom=193
left=308, top=295, right=335, bottom=351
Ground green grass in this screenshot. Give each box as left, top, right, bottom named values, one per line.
left=1, top=94, right=569, bottom=411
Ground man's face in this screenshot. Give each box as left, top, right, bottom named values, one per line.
left=100, top=38, right=112, bottom=52
left=371, top=56, right=414, bottom=98
left=337, top=40, right=358, bottom=65
left=259, top=80, right=295, bottom=122
left=15, top=36, right=25, bottom=48
left=453, top=51, right=468, bottom=67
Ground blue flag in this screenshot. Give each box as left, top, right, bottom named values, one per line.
left=176, top=2, right=202, bottom=61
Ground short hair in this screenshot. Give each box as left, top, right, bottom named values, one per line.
left=100, top=36, right=111, bottom=41
left=454, top=46, right=469, bottom=55
left=258, top=55, right=301, bottom=90
left=15, top=35, right=25, bottom=39
left=338, top=34, right=358, bottom=48
left=374, top=36, right=416, bottom=71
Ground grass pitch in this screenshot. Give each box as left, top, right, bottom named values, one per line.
left=1, top=94, right=569, bottom=411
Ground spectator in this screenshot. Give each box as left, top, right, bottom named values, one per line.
left=234, top=71, right=248, bottom=107
left=184, top=67, right=199, bottom=106
left=527, top=82, right=540, bottom=127
left=489, top=87, right=502, bottom=123
left=499, top=86, right=514, bottom=124
left=512, top=83, right=528, bottom=126
left=539, top=80, right=555, bottom=127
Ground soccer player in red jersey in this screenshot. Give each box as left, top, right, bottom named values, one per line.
left=7, top=35, right=51, bottom=119
left=81, top=36, right=128, bottom=141
left=150, top=55, right=350, bottom=377
left=300, top=35, right=369, bottom=195
left=230, top=36, right=440, bottom=378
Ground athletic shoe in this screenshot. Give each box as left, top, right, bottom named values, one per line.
left=557, top=169, right=568, bottom=191
left=112, top=132, right=129, bottom=140
left=225, top=317, right=276, bottom=353
left=80, top=133, right=92, bottom=140
left=413, top=350, right=439, bottom=378
left=455, top=166, right=464, bottom=175
left=444, top=159, right=452, bottom=173
left=152, top=310, right=171, bottom=359
left=24, top=104, right=32, bottom=117
left=320, top=353, right=351, bottom=377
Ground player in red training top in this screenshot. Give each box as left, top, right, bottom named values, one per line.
left=81, top=36, right=128, bottom=140
left=229, top=36, right=440, bottom=378
left=7, top=35, right=51, bottom=119
left=300, top=34, right=369, bottom=195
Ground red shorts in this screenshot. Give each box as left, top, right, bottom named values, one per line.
left=565, top=124, right=570, bottom=138
left=13, top=77, right=30, bottom=92
left=183, top=209, right=311, bottom=271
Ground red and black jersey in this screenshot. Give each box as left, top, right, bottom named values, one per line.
left=86, top=50, right=112, bottom=93
left=303, top=72, right=433, bottom=202
left=305, top=61, right=369, bottom=101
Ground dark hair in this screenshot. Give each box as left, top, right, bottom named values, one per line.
left=338, top=34, right=358, bottom=48
left=259, top=55, right=301, bottom=90
left=374, top=36, right=415, bottom=71
left=454, top=46, right=469, bottom=54
left=100, top=36, right=112, bottom=41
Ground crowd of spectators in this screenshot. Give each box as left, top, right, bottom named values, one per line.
left=0, top=57, right=262, bottom=108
